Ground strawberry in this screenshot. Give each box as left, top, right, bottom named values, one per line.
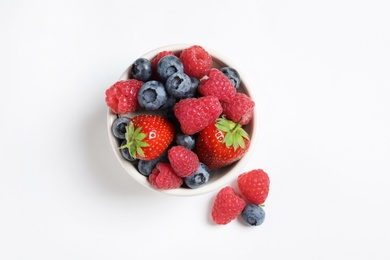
left=237, top=169, right=270, bottom=205
left=195, top=117, right=250, bottom=170
left=211, top=186, right=246, bottom=225
left=120, top=115, right=175, bottom=161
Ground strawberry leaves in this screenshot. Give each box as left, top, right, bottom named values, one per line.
left=195, top=116, right=251, bottom=170
left=215, top=117, right=249, bottom=151
left=119, top=122, right=149, bottom=159
left=119, top=115, right=175, bottom=161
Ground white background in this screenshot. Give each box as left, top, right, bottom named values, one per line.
left=1, top=0, right=390, bottom=259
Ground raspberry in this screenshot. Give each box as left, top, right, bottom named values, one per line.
left=149, top=162, right=183, bottom=189
left=179, top=45, right=213, bottom=79
left=198, top=68, right=236, bottom=103
left=174, top=96, right=223, bottom=135
left=168, top=146, right=200, bottom=177
left=211, top=186, right=246, bottom=225
left=237, top=169, right=270, bottom=205
left=151, top=50, right=175, bottom=71
left=221, top=92, right=255, bottom=125
left=105, top=79, right=144, bottom=114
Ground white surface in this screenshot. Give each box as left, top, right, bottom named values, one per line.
left=1, top=0, right=389, bottom=259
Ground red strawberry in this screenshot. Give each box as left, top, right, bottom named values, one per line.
left=237, top=169, right=270, bottom=205
left=179, top=45, right=213, bottom=79
left=149, top=162, right=183, bottom=189
left=211, top=186, right=246, bottom=225
left=195, top=117, right=250, bottom=170
left=105, top=79, right=144, bottom=114
left=120, top=115, right=175, bottom=161
left=221, top=92, right=255, bottom=125
left=198, top=68, right=236, bottom=103
left=168, top=146, right=200, bottom=177
left=174, top=96, right=223, bottom=135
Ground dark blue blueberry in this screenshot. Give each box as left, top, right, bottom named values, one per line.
left=165, top=72, right=192, bottom=98
left=165, top=106, right=181, bottom=129
left=157, top=55, right=184, bottom=82
left=137, top=152, right=168, bottom=176
left=187, top=77, right=200, bottom=98
left=161, top=95, right=177, bottom=110
left=138, top=80, right=168, bottom=110
left=184, top=163, right=210, bottom=189
left=112, top=117, right=130, bottom=139
left=241, top=204, right=265, bottom=226
left=131, top=58, right=152, bottom=81
left=119, top=139, right=137, bottom=162
left=175, top=132, right=195, bottom=150
left=220, top=67, right=241, bottom=90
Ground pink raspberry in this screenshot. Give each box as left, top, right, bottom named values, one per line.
left=221, top=92, right=255, bottom=125
left=149, top=162, right=183, bottom=190
left=174, top=96, right=223, bottom=135
left=105, top=79, right=144, bottom=114
left=168, top=146, right=200, bottom=177
left=211, top=186, right=246, bottom=225
left=198, top=68, right=236, bottom=103
left=179, top=45, right=213, bottom=79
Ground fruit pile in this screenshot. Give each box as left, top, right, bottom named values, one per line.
left=106, top=45, right=255, bottom=190
left=211, top=169, right=270, bottom=226
left=105, top=45, right=270, bottom=227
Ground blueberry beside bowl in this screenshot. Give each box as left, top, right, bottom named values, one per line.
left=107, top=44, right=258, bottom=196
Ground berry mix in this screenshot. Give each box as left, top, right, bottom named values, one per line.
left=105, top=45, right=270, bottom=226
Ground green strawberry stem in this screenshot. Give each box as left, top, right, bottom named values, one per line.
left=215, top=116, right=250, bottom=151
left=119, top=122, right=149, bottom=159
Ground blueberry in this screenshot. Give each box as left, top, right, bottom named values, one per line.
left=175, top=132, right=195, bottom=150
left=131, top=58, right=152, bottom=81
left=157, top=55, right=184, bottom=82
left=161, top=95, right=177, bottom=110
left=220, top=67, right=241, bottom=90
left=138, top=152, right=168, bottom=176
left=119, top=140, right=137, bottom=162
left=188, top=77, right=200, bottom=97
left=165, top=106, right=180, bottom=129
left=165, top=72, right=193, bottom=98
left=241, top=204, right=265, bottom=226
left=112, top=117, right=130, bottom=139
left=184, top=163, right=210, bottom=189
left=138, top=80, right=168, bottom=110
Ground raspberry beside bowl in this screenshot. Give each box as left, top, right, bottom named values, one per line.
left=106, top=44, right=258, bottom=196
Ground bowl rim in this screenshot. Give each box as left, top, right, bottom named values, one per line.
left=106, top=44, right=258, bottom=196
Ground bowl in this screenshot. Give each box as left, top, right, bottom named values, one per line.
left=107, top=44, right=258, bottom=196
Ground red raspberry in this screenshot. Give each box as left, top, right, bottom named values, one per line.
left=150, top=50, right=175, bottom=71
left=211, top=186, right=246, bottom=225
left=168, top=146, right=200, bottom=177
left=198, top=68, right=236, bottom=103
left=237, top=169, right=270, bottom=205
left=174, top=96, right=223, bottom=135
left=105, top=79, right=144, bottom=114
left=221, top=92, right=255, bottom=125
left=149, top=162, right=183, bottom=189
left=179, top=45, right=213, bottom=79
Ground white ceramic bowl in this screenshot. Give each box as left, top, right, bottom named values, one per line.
left=107, top=44, right=258, bottom=196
